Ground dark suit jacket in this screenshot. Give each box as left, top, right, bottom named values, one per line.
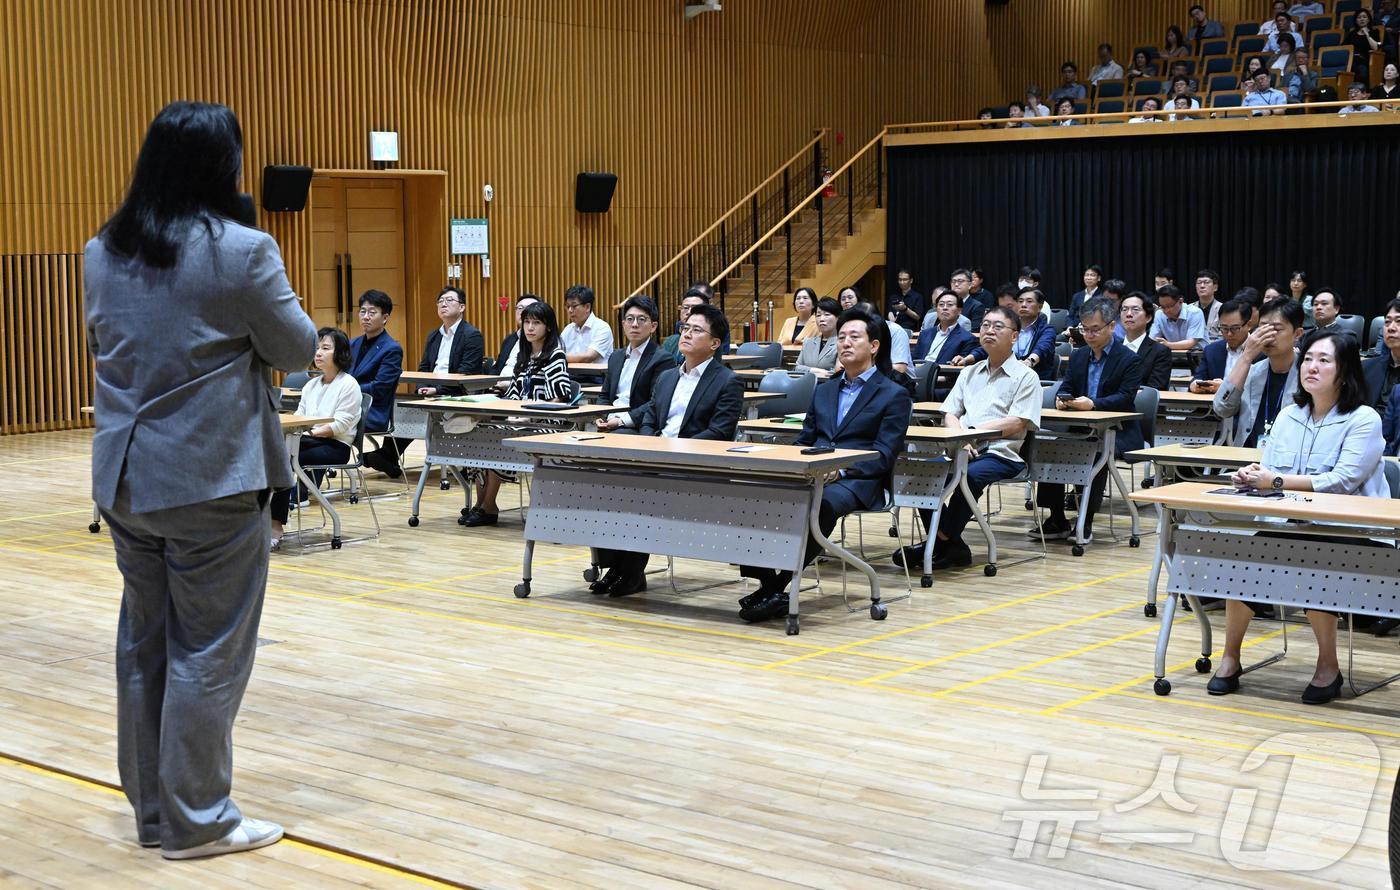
left=963, top=294, right=989, bottom=332
left=417, top=322, right=485, bottom=394
left=969, top=316, right=1057, bottom=380
left=601, top=340, right=675, bottom=425
left=1056, top=342, right=1144, bottom=453
left=795, top=370, right=913, bottom=511
left=1384, top=383, right=1400, bottom=456
left=638, top=358, right=743, bottom=440
left=913, top=323, right=978, bottom=363
left=350, top=331, right=404, bottom=432
left=493, top=331, right=518, bottom=374
left=1135, top=338, right=1173, bottom=391
left=1364, top=353, right=1399, bottom=409
left=1067, top=288, right=1099, bottom=326
left=1192, top=339, right=1232, bottom=382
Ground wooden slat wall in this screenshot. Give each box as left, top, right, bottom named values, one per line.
left=0, top=255, right=91, bottom=434
left=0, top=1, right=1287, bottom=433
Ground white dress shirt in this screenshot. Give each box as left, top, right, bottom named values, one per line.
left=560, top=312, right=615, bottom=359
left=608, top=343, right=647, bottom=427
left=1123, top=332, right=1147, bottom=354
left=662, top=357, right=711, bottom=438
left=433, top=319, right=460, bottom=374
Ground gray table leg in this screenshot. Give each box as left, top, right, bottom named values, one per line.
left=960, top=459, right=997, bottom=571
left=408, top=458, right=432, bottom=526
left=289, top=431, right=342, bottom=548
left=805, top=476, right=887, bottom=627
left=1102, top=428, right=1141, bottom=542
left=922, top=446, right=963, bottom=586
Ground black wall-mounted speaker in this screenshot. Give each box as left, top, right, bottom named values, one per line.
left=574, top=172, right=618, bottom=213
left=261, top=165, right=313, bottom=212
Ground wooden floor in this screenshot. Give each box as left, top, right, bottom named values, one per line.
left=2, top=429, right=1398, bottom=889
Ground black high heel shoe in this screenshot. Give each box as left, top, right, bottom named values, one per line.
left=1301, top=674, right=1343, bottom=705
left=1206, top=670, right=1241, bottom=695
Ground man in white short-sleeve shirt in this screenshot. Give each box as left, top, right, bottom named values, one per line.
left=560, top=284, right=614, bottom=362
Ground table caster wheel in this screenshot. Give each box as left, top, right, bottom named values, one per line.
left=921, top=574, right=933, bottom=588
left=785, top=615, right=800, bottom=635
left=1129, top=535, right=1141, bottom=548
left=1141, top=476, right=1154, bottom=489
left=1153, top=678, right=1171, bottom=696
left=1144, top=602, right=1157, bottom=618
left=460, top=507, right=471, bottom=517
left=408, top=516, right=420, bottom=527
left=440, top=480, right=451, bottom=490
left=1195, top=656, right=1212, bottom=674
left=887, top=526, right=898, bottom=537
left=513, top=582, right=531, bottom=598
left=349, top=495, right=359, bottom=505
left=1023, top=499, right=1034, bottom=511
left=331, top=538, right=343, bottom=550
left=870, top=602, right=888, bottom=620
left=984, top=564, right=997, bottom=577
left=88, top=522, right=101, bottom=533
left=1071, top=545, right=1085, bottom=557
left=583, top=566, right=598, bottom=583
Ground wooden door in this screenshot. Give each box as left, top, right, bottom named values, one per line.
left=310, top=177, right=408, bottom=346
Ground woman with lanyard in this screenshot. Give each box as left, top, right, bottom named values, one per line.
left=1208, top=331, right=1390, bottom=704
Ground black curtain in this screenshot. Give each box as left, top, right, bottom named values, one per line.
left=887, top=125, right=1400, bottom=320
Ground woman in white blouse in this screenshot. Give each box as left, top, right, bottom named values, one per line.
left=1208, top=331, right=1390, bottom=704
left=270, top=328, right=362, bottom=548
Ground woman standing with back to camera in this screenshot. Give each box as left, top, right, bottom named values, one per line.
left=85, top=101, right=316, bottom=858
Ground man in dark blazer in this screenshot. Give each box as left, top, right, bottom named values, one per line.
left=365, top=286, right=485, bottom=476
left=348, top=289, right=404, bottom=434
left=1066, top=264, right=1103, bottom=327
left=1119, top=292, right=1173, bottom=391
left=1189, top=299, right=1257, bottom=394
left=912, top=290, right=979, bottom=364
left=592, top=304, right=743, bottom=597
left=1364, top=298, right=1400, bottom=410
left=595, top=295, right=677, bottom=433
left=738, top=310, right=912, bottom=623
left=1035, top=297, right=1143, bottom=542
left=954, top=287, right=1057, bottom=381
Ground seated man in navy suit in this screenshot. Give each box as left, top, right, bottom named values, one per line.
left=348, top=289, right=404, bottom=436
left=1364, top=297, right=1400, bottom=411
left=366, top=285, right=484, bottom=477
left=1034, top=297, right=1143, bottom=542
left=595, top=295, right=677, bottom=434
left=951, top=287, right=1057, bottom=381
left=912, top=289, right=978, bottom=364
left=1189, top=298, right=1255, bottom=395
left=592, top=304, right=742, bottom=598
left=738, top=310, right=912, bottom=623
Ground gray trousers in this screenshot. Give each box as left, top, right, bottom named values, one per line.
left=101, top=484, right=271, bottom=850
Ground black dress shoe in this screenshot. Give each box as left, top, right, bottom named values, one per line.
left=607, top=574, right=647, bottom=598
left=1301, top=674, right=1343, bottom=705
left=739, top=591, right=788, bottom=623
left=462, top=507, right=498, bottom=527
left=930, top=544, right=972, bottom=570
left=739, top=588, right=773, bottom=609
left=1206, top=670, right=1241, bottom=695
left=590, top=569, right=620, bottom=594
left=892, top=543, right=927, bottom=569
left=1372, top=617, right=1400, bottom=637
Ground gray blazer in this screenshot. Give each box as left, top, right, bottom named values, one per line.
left=85, top=220, right=317, bottom=512
left=1212, top=356, right=1299, bottom=446
left=794, top=334, right=838, bottom=373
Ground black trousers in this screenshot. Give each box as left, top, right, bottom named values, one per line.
left=1036, top=467, right=1110, bottom=533
left=596, top=548, right=650, bottom=579
left=270, top=437, right=350, bottom=524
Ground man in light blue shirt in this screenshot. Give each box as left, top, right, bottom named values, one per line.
left=1243, top=71, right=1287, bottom=115
left=1149, top=285, right=1207, bottom=349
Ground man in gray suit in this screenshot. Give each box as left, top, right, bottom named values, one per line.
left=85, top=101, right=316, bottom=859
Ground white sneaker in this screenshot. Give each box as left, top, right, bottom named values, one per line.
left=162, top=817, right=283, bottom=860
left=269, top=536, right=281, bottom=552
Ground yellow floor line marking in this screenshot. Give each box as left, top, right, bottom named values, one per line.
left=0, top=753, right=471, bottom=888
left=854, top=600, right=1142, bottom=683
left=762, top=567, right=1149, bottom=669
left=0, top=508, right=94, bottom=523
left=1042, top=628, right=1287, bottom=715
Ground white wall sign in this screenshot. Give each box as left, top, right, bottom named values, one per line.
left=369, top=131, right=399, bottom=162
left=450, top=217, right=489, bottom=255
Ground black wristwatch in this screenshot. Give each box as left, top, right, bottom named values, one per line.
left=1271, top=474, right=1284, bottom=492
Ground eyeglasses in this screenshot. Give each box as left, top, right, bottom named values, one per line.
left=1218, top=324, right=1246, bottom=335
left=622, top=315, right=653, bottom=325
left=436, top=297, right=463, bottom=306
left=679, top=324, right=712, bottom=336
left=358, top=308, right=383, bottom=317
left=1078, top=325, right=1109, bottom=337
left=979, top=322, right=1010, bottom=333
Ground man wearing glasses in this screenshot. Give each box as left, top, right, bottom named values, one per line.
left=1033, top=297, right=1144, bottom=543
left=595, top=295, right=676, bottom=433
left=348, top=288, right=404, bottom=439
left=895, top=306, right=1042, bottom=571
left=1189, top=298, right=1255, bottom=395
left=365, top=286, right=485, bottom=477
left=593, top=304, right=742, bottom=598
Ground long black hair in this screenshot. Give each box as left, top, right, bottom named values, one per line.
left=1294, top=330, right=1369, bottom=415
left=513, top=301, right=562, bottom=376
left=99, top=101, right=246, bottom=268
